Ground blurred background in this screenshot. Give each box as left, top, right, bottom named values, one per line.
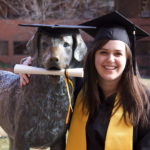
left=0, top=0, right=149, bottom=77
left=0, top=0, right=150, bottom=149
left=0, top=0, right=113, bottom=72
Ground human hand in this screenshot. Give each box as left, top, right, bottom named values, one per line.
left=20, top=56, right=32, bottom=87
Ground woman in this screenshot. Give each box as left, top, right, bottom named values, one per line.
left=66, top=11, right=150, bottom=150
left=20, top=11, right=150, bottom=150
left=66, top=40, right=150, bottom=150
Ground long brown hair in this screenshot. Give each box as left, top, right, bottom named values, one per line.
left=82, top=39, right=149, bottom=127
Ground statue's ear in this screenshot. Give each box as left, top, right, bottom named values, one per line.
left=26, top=31, right=40, bottom=59
left=73, top=34, right=87, bottom=61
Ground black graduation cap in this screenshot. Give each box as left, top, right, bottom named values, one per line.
left=18, top=24, right=96, bottom=37
left=79, top=11, right=150, bottom=75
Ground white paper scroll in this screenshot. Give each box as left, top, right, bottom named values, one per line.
left=14, top=64, right=84, bottom=77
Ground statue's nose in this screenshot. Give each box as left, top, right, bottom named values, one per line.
left=50, top=56, right=59, bottom=63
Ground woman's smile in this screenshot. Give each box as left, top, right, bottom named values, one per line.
left=104, top=66, right=117, bottom=70
left=103, top=65, right=117, bottom=70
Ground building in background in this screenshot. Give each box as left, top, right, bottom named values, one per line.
left=115, top=0, right=150, bottom=76
left=0, top=0, right=114, bottom=72
left=1, top=0, right=150, bottom=77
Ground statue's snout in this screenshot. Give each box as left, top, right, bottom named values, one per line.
left=50, top=56, right=59, bottom=63
left=46, top=47, right=62, bottom=70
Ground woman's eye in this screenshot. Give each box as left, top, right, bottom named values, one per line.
left=42, top=42, right=48, bottom=48
left=116, top=53, right=122, bottom=56
left=64, top=42, right=70, bottom=47
left=100, top=51, right=107, bottom=54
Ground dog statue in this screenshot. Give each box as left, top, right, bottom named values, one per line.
left=0, top=27, right=87, bottom=150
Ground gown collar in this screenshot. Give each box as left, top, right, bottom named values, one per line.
left=97, top=85, right=117, bottom=105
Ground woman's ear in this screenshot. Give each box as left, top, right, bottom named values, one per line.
left=73, top=34, right=87, bottom=61
left=26, top=31, right=40, bottom=60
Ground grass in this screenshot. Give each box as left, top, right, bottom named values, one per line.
left=140, top=78, right=150, bottom=87
left=0, top=78, right=150, bottom=149
left=0, top=128, right=9, bottom=150
left=0, top=61, right=14, bottom=69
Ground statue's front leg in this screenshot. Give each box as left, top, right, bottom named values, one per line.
left=14, top=139, right=30, bottom=150
left=9, top=136, right=14, bottom=150
left=13, top=132, right=30, bottom=150
left=51, top=135, right=66, bottom=150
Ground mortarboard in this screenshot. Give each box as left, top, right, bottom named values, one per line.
left=79, top=11, right=150, bottom=75
left=18, top=24, right=96, bottom=37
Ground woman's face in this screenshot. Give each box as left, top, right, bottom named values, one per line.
left=95, top=40, right=127, bottom=82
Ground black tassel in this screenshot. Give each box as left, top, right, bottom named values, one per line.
left=132, top=24, right=136, bottom=75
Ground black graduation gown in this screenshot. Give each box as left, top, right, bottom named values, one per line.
left=73, top=78, right=150, bottom=150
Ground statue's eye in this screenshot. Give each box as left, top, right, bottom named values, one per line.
left=64, top=42, right=70, bottom=47
left=42, top=42, right=48, bottom=48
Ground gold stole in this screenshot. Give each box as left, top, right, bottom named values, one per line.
left=65, top=90, right=133, bottom=150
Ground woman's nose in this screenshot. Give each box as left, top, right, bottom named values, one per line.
left=107, top=54, right=115, bottom=62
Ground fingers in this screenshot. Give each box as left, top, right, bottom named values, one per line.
left=20, top=56, right=32, bottom=87
left=27, top=74, right=31, bottom=77
left=28, top=57, right=33, bottom=66
left=22, top=57, right=32, bottom=77
left=22, top=56, right=32, bottom=65
left=20, top=73, right=30, bottom=87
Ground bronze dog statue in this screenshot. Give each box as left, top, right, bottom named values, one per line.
left=0, top=28, right=87, bottom=150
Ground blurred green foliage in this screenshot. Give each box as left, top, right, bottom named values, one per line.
left=0, top=61, right=14, bottom=69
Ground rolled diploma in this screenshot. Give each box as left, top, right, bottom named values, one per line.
left=14, top=64, right=84, bottom=77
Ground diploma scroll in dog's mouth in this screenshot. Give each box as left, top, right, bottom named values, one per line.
left=14, top=64, right=84, bottom=77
